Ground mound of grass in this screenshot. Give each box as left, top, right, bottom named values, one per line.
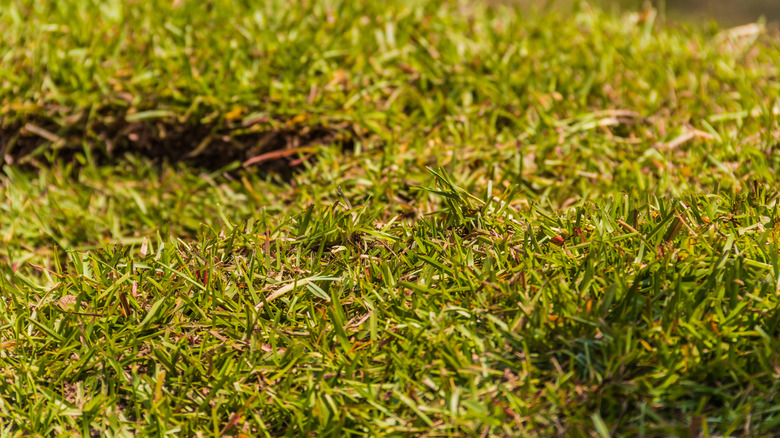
left=2, top=0, right=780, bottom=436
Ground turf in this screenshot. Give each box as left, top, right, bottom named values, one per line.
left=2, top=0, right=780, bottom=436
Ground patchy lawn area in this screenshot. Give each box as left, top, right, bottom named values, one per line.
left=2, top=0, right=780, bottom=435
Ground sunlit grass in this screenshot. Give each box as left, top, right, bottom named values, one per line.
left=2, top=0, right=780, bottom=435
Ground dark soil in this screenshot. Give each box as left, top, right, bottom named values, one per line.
left=1, top=111, right=355, bottom=175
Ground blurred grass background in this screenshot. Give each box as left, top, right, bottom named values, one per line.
left=506, top=0, right=780, bottom=25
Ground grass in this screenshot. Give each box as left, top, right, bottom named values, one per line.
left=2, top=0, right=780, bottom=435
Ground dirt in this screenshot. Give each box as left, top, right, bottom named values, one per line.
left=1, top=112, right=355, bottom=176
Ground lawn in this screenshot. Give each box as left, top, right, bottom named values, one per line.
left=2, top=0, right=780, bottom=436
